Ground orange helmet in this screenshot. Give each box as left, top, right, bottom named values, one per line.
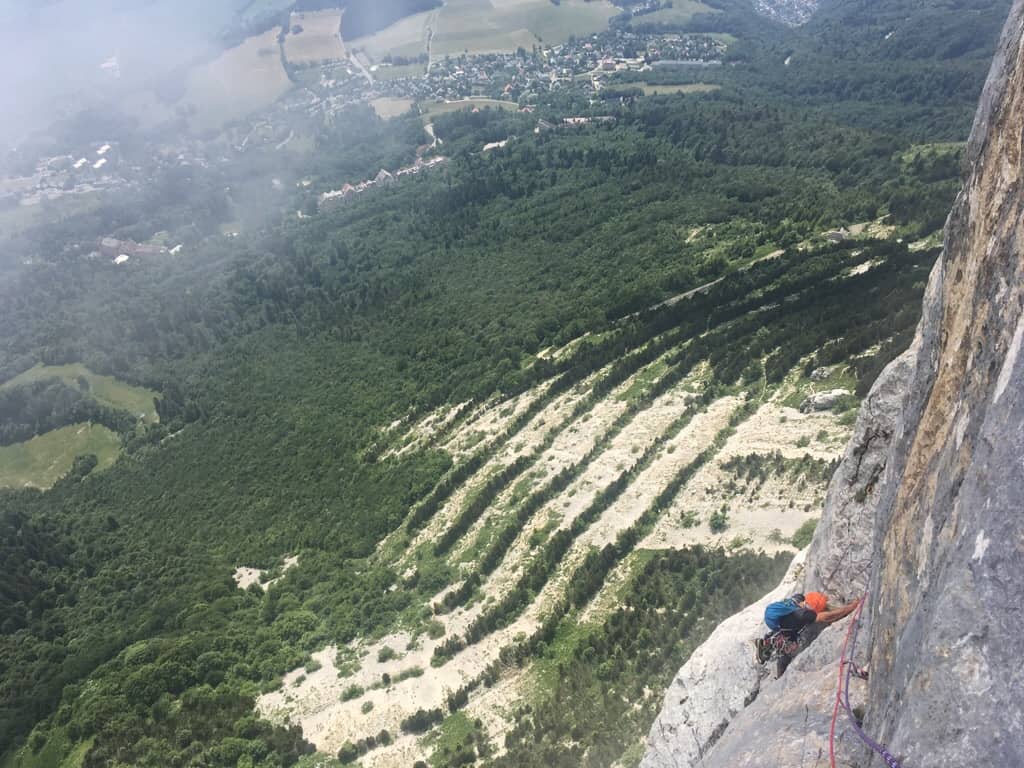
left=804, top=591, right=828, bottom=613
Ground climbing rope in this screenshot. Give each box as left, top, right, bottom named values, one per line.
left=828, top=594, right=904, bottom=768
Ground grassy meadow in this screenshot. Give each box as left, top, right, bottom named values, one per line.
left=0, top=423, right=121, bottom=489
left=419, top=98, right=518, bottom=119
left=371, top=96, right=416, bottom=118
left=629, top=83, right=721, bottom=95
left=2, top=363, right=160, bottom=423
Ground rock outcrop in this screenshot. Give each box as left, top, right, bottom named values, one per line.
left=799, top=389, right=852, bottom=413
left=643, top=4, right=1024, bottom=766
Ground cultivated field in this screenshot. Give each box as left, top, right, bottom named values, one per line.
left=419, top=98, right=518, bottom=119
left=284, top=10, right=346, bottom=65
left=0, top=423, right=121, bottom=489
left=371, top=96, right=415, bottom=119
left=347, top=0, right=618, bottom=65
left=346, top=9, right=437, bottom=61
left=627, top=0, right=718, bottom=27
left=237, top=0, right=294, bottom=26
left=181, top=28, right=292, bottom=131
left=1, top=363, right=160, bottom=423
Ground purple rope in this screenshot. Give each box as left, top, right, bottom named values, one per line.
left=840, top=600, right=904, bottom=768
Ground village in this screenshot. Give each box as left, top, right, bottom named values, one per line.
left=278, top=28, right=727, bottom=124
left=0, top=25, right=726, bottom=263
left=0, top=142, right=132, bottom=208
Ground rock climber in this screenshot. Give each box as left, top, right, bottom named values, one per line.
left=754, top=591, right=860, bottom=676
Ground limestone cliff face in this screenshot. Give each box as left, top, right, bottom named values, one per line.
left=643, top=4, right=1024, bottom=765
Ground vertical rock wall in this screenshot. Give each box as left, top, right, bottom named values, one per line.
left=865, top=3, right=1024, bottom=763
left=642, top=3, right=1024, bottom=765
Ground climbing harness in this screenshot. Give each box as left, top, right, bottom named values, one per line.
left=828, top=594, right=904, bottom=768
left=769, top=630, right=800, bottom=657
left=755, top=629, right=801, bottom=665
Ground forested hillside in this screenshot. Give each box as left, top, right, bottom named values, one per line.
left=0, top=0, right=1011, bottom=766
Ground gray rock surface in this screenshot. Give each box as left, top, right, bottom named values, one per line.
left=642, top=5, right=1024, bottom=766
left=681, top=614, right=869, bottom=768
left=804, top=352, right=914, bottom=600
left=809, top=366, right=831, bottom=382
left=864, top=4, right=1024, bottom=763
left=798, top=389, right=852, bottom=413
left=640, top=553, right=808, bottom=768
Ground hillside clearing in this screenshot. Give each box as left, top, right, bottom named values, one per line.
left=233, top=554, right=300, bottom=591
left=0, top=423, right=120, bottom=489
left=1, top=363, right=159, bottom=423
left=633, top=83, right=721, bottom=96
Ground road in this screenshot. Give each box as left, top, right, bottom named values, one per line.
left=350, top=52, right=373, bottom=85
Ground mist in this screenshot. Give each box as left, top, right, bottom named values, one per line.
left=0, top=0, right=234, bottom=145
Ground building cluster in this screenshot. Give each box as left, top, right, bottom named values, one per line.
left=270, top=29, right=727, bottom=126
left=0, top=142, right=128, bottom=207
left=318, top=157, right=447, bottom=210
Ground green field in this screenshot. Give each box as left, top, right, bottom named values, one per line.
left=2, top=363, right=160, bottom=423
left=371, top=96, right=416, bottom=118
left=626, top=83, right=721, bottom=96
left=419, top=98, right=518, bottom=119
left=433, top=0, right=618, bottom=56
left=0, top=728, right=92, bottom=768
left=350, top=0, right=617, bottom=63
left=0, top=423, right=121, bottom=489
left=347, top=9, right=437, bottom=60
left=627, top=0, right=718, bottom=27
left=899, top=141, right=965, bottom=165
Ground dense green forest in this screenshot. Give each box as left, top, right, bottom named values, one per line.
left=0, top=0, right=1012, bottom=765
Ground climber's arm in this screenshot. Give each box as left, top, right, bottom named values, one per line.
left=816, top=600, right=860, bottom=624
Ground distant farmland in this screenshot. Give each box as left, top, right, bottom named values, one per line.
left=347, top=8, right=437, bottom=61
left=348, top=0, right=617, bottom=64
left=419, top=98, right=518, bottom=119
left=284, top=9, right=346, bottom=65
left=371, top=96, right=415, bottom=118
left=181, top=28, right=293, bottom=131
left=610, top=82, right=721, bottom=96
left=627, top=0, right=718, bottom=28
left=432, top=0, right=618, bottom=56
